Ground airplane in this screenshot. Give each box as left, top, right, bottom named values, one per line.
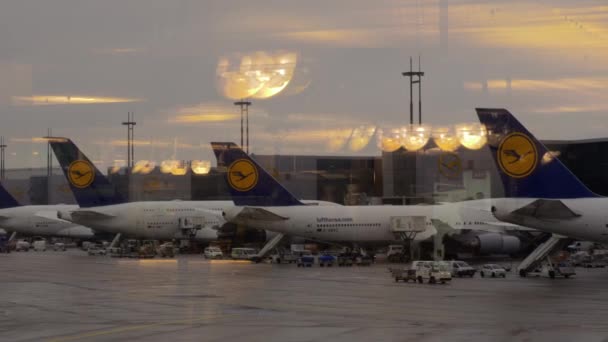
left=211, top=142, right=527, bottom=256
left=0, top=181, right=95, bottom=239
left=47, top=137, right=335, bottom=243
left=47, top=137, right=227, bottom=242
left=477, top=108, right=608, bottom=243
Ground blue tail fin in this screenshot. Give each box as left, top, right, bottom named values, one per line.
left=476, top=108, right=598, bottom=199
left=47, top=137, right=126, bottom=207
left=0, top=183, right=20, bottom=209
left=211, top=142, right=303, bottom=206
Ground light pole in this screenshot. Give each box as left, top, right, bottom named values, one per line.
left=0, top=136, right=6, bottom=180
left=122, top=112, right=136, bottom=172
left=234, top=100, right=252, bottom=153
left=401, top=56, right=425, bottom=124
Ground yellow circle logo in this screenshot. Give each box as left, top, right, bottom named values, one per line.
left=68, top=160, right=95, bottom=188
left=438, top=153, right=462, bottom=179
left=498, top=133, right=538, bottom=178
left=227, top=159, right=258, bottom=192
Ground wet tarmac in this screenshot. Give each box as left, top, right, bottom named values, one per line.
left=2, top=251, right=608, bottom=341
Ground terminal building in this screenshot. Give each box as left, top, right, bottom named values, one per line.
left=1, top=138, right=607, bottom=205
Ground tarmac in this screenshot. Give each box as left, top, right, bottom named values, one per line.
left=2, top=251, right=608, bottom=341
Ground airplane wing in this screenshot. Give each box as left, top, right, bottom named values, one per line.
left=481, top=221, right=535, bottom=232
left=233, top=207, right=289, bottom=222
left=72, top=210, right=115, bottom=220
left=34, top=210, right=75, bottom=224
left=511, top=199, right=580, bottom=220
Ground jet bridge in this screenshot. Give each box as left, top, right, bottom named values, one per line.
left=517, top=234, right=572, bottom=277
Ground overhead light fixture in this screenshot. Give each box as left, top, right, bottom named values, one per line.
left=401, top=124, right=430, bottom=151
left=349, top=125, right=376, bottom=152
left=456, top=123, right=487, bottom=150
left=191, top=160, right=211, bottom=175
left=432, top=126, right=461, bottom=152
left=377, top=128, right=402, bottom=152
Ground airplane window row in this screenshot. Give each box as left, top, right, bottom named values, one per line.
left=317, top=223, right=381, bottom=228
left=147, top=222, right=173, bottom=226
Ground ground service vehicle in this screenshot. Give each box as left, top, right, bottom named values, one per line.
left=15, top=240, right=30, bottom=251
left=318, top=254, right=336, bottom=267
left=480, top=264, right=507, bottom=278
left=231, top=247, right=257, bottom=260
left=390, top=268, right=417, bottom=283
left=87, top=245, right=107, bottom=256
left=337, top=254, right=354, bottom=267
left=0, top=235, right=9, bottom=253
left=414, top=261, right=452, bottom=284
left=157, top=243, right=175, bottom=257
left=33, top=240, right=47, bottom=252
left=271, top=251, right=298, bottom=264
left=386, top=245, right=406, bottom=262
left=204, top=246, right=223, bottom=259
left=53, top=243, right=66, bottom=251
left=297, top=253, right=314, bottom=267
left=446, top=260, right=476, bottom=277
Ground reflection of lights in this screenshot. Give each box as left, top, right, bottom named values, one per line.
left=456, top=123, right=487, bottom=150
left=12, top=137, right=65, bottom=143
left=401, top=125, right=431, bottom=151
left=160, top=160, right=189, bottom=175
left=171, top=162, right=188, bottom=176
left=377, top=128, right=402, bottom=152
left=13, top=95, right=142, bottom=106
left=432, top=127, right=461, bottom=152
left=348, top=126, right=376, bottom=152
left=109, top=166, right=121, bottom=174
left=216, top=51, right=297, bottom=100
left=110, top=160, right=126, bottom=174
left=170, top=104, right=241, bottom=123
left=209, top=259, right=252, bottom=265
left=325, top=129, right=353, bottom=152
left=542, top=151, right=561, bottom=165
left=132, top=160, right=156, bottom=174
left=191, top=160, right=211, bottom=175
left=160, top=160, right=180, bottom=174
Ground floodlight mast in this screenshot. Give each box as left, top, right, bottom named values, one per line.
left=401, top=56, right=425, bottom=125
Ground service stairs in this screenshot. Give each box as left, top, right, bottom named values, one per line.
left=517, top=234, right=570, bottom=276
left=254, top=233, right=285, bottom=261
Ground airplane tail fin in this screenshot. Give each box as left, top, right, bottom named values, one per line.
left=476, top=108, right=598, bottom=198
left=47, top=137, right=126, bottom=207
left=0, top=182, right=20, bottom=209
left=211, top=142, right=303, bottom=206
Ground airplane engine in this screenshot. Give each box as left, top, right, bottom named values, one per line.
left=474, top=233, right=521, bottom=255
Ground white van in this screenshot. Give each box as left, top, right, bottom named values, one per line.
left=33, top=240, right=47, bottom=252
left=231, top=248, right=258, bottom=260
left=15, top=240, right=30, bottom=252
left=444, top=260, right=476, bottom=277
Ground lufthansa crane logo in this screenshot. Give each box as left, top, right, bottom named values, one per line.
left=68, top=160, right=95, bottom=188
left=438, top=153, right=462, bottom=179
left=498, top=133, right=538, bottom=178
left=227, top=159, right=258, bottom=192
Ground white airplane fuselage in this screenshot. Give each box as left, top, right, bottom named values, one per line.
left=60, top=201, right=235, bottom=241
left=226, top=199, right=520, bottom=244
left=491, top=197, right=608, bottom=243
left=60, top=200, right=338, bottom=242
left=0, top=205, right=94, bottom=238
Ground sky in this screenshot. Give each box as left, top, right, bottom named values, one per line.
left=1, top=0, right=607, bottom=170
